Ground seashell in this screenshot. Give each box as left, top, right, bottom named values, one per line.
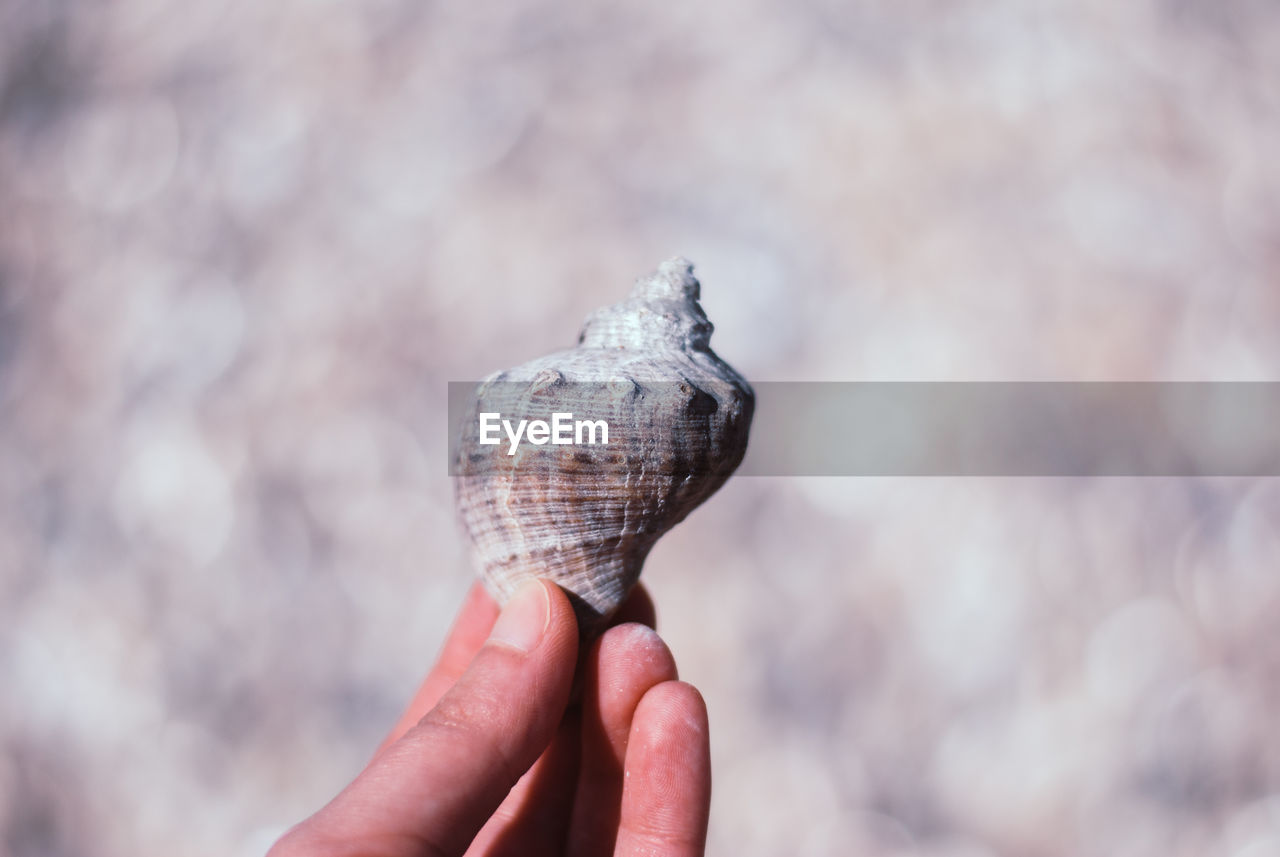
left=453, top=257, right=754, bottom=636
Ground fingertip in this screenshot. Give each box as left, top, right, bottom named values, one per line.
left=486, top=580, right=552, bottom=653
left=485, top=579, right=580, bottom=658
left=631, top=680, right=708, bottom=753
left=586, top=624, right=680, bottom=750
left=596, top=622, right=678, bottom=689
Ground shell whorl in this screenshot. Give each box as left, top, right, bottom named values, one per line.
left=454, top=258, right=754, bottom=636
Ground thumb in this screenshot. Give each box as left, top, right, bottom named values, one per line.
left=275, top=580, right=580, bottom=857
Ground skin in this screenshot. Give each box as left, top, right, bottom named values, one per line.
left=269, top=580, right=712, bottom=857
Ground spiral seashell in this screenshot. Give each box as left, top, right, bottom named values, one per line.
left=453, top=258, right=754, bottom=635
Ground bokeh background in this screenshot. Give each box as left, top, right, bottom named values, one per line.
left=3, top=0, right=1280, bottom=855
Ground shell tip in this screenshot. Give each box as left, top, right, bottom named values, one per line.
left=633, top=257, right=700, bottom=302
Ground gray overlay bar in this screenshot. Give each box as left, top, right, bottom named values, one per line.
left=449, top=382, right=1280, bottom=476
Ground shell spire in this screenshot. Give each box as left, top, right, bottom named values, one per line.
left=454, top=258, right=754, bottom=636
left=578, top=257, right=713, bottom=352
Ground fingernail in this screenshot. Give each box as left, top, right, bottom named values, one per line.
left=487, top=581, right=549, bottom=653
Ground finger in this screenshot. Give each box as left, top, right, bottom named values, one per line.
left=464, top=707, right=582, bottom=857
left=379, top=582, right=500, bottom=753
left=470, top=596, right=663, bottom=857
left=279, top=580, right=579, bottom=857
left=614, top=682, right=711, bottom=857
left=468, top=599, right=666, bottom=857
left=567, top=624, right=678, bottom=857
left=610, top=584, right=657, bottom=629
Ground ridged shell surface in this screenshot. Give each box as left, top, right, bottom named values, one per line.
left=453, top=258, right=754, bottom=635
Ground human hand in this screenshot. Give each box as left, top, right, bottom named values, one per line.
left=269, top=579, right=711, bottom=857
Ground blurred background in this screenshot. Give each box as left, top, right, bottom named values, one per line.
left=2, top=0, right=1280, bottom=855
